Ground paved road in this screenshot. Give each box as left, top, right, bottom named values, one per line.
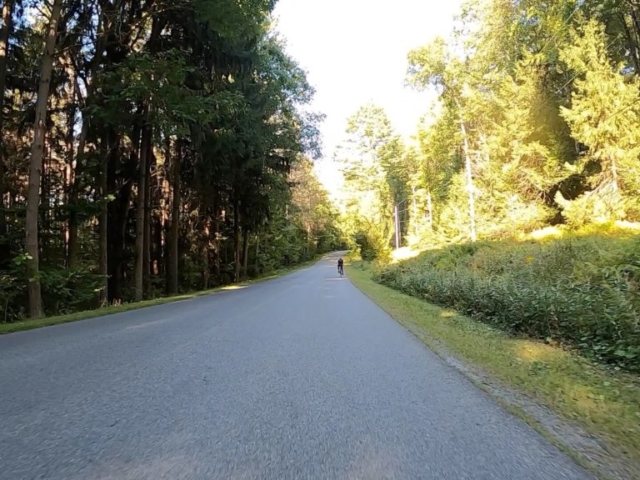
left=0, top=254, right=591, bottom=480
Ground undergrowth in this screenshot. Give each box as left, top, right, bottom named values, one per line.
left=374, top=225, right=640, bottom=372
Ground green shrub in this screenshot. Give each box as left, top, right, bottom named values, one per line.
left=354, top=229, right=391, bottom=262
left=0, top=272, right=26, bottom=322
left=40, top=267, right=104, bottom=315
left=0, top=262, right=105, bottom=322
left=374, top=227, right=640, bottom=372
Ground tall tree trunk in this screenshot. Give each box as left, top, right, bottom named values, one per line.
left=629, top=6, right=640, bottom=76
left=456, top=104, right=477, bottom=243
left=427, top=189, right=433, bottom=230
left=135, top=16, right=162, bottom=300
left=108, top=127, right=137, bottom=302
left=63, top=65, right=76, bottom=265
left=0, top=0, right=13, bottom=133
left=107, top=168, right=132, bottom=303
left=160, top=138, right=171, bottom=286
left=254, top=233, right=260, bottom=276
left=202, top=215, right=210, bottom=289
left=152, top=157, right=165, bottom=279
left=233, top=198, right=240, bottom=283
left=40, top=138, right=49, bottom=258
left=143, top=147, right=152, bottom=297
left=411, top=185, right=417, bottom=235
left=98, top=131, right=109, bottom=306
left=263, top=232, right=268, bottom=271
left=0, top=0, right=14, bottom=258
left=167, top=142, right=180, bottom=295
left=134, top=119, right=151, bottom=302
left=67, top=103, right=89, bottom=269
left=620, top=13, right=640, bottom=75
left=152, top=174, right=163, bottom=278
left=212, top=200, right=220, bottom=282
left=68, top=10, right=107, bottom=268
left=66, top=80, right=84, bottom=268
left=242, top=228, right=249, bottom=279
left=25, top=0, right=63, bottom=318
left=211, top=188, right=221, bottom=282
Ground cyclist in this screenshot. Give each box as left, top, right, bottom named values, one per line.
left=337, top=257, right=344, bottom=276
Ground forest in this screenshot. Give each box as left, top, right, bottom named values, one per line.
left=0, top=0, right=343, bottom=322
left=338, top=0, right=640, bottom=371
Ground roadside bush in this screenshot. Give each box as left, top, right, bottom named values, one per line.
left=0, top=271, right=25, bottom=322
left=40, top=267, right=104, bottom=315
left=0, top=262, right=104, bottom=322
left=354, top=228, right=391, bottom=262
left=374, top=227, right=640, bottom=372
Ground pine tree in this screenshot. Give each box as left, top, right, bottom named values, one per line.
left=559, top=19, right=640, bottom=223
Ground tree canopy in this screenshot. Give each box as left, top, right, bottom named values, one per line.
left=339, top=0, right=640, bottom=255
left=0, top=0, right=343, bottom=320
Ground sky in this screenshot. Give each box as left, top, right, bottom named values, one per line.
left=272, top=0, right=464, bottom=192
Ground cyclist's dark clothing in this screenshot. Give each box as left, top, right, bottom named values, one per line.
left=337, top=258, right=344, bottom=274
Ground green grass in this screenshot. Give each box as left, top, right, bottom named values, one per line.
left=0, top=257, right=319, bottom=335
left=347, top=259, right=640, bottom=478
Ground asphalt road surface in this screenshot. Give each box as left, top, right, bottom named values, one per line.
left=0, top=254, right=592, bottom=480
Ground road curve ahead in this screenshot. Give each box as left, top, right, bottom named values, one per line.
left=0, top=254, right=591, bottom=480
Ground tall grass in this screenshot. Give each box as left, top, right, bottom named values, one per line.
left=374, top=226, right=640, bottom=372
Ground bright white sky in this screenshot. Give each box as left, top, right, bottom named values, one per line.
left=272, top=0, right=463, bottom=193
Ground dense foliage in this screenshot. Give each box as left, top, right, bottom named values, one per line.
left=335, top=104, right=408, bottom=261
left=336, top=0, right=640, bottom=371
left=374, top=226, right=640, bottom=372
left=339, top=0, right=640, bottom=250
left=0, top=0, right=343, bottom=321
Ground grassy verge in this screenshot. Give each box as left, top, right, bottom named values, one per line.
left=347, top=260, right=640, bottom=479
left=0, top=257, right=320, bottom=335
